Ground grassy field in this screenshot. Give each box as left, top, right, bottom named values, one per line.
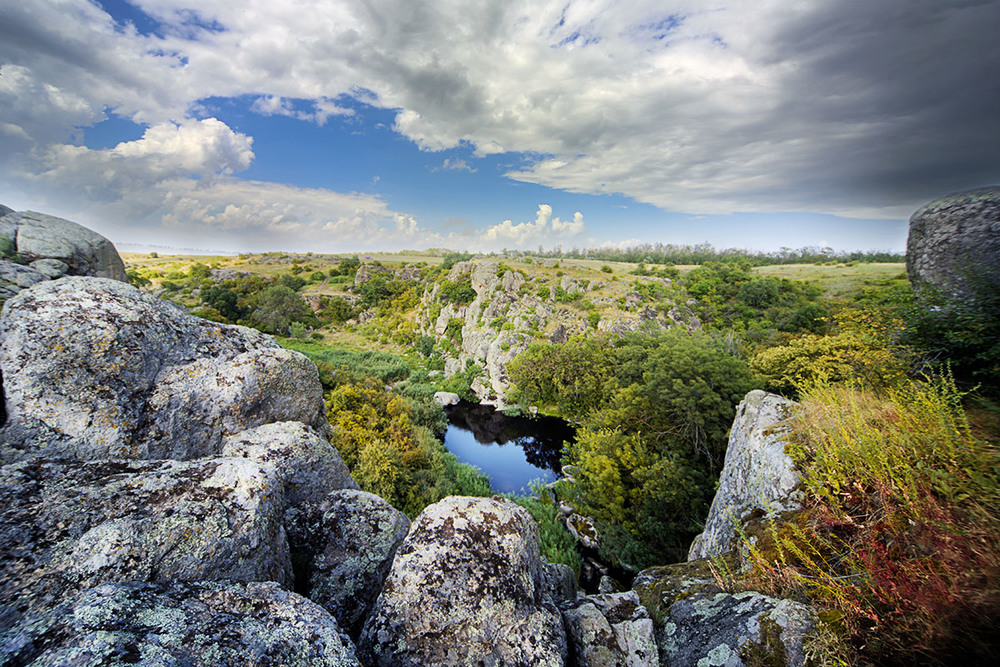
left=754, top=262, right=908, bottom=299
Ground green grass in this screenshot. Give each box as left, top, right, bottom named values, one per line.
left=754, top=262, right=907, bottom=300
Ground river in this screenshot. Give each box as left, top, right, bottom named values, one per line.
left=442, top=402, right=576, bottom=494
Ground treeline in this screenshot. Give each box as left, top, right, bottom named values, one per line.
left=527, top=242, right=903, bottom=266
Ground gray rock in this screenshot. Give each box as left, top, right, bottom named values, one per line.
left=0, top=457, right=291, bottom=627
left=907, top=186, right=1000, bottom=301
left=688, top=390, right=800, bottom=561
left=660, top=591, right=816, bottom=667
left=0, top=261, right=48, bottom=300
left=222, top=421, right=357, bottom=507
left=1, top=580, right=360, bottom=666
left=358, top=496, right=567, bottom=667
left=562, top=591, right=658, bottom=667
left=13, top=210, right=127, bottom=281
left=541, top=561, right=579, bottom=604
left=0, top=277, right=330, bottom=463
left=285, top=489, right=409, bottom=637
left=29, top=258, right=69, bottom=279
left=433, top=391, right=461, bottom=406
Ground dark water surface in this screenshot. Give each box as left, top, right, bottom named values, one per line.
left=443, top=402, right=576, bottom=494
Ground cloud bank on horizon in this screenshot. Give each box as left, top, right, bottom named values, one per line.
left=1, top=0, right=997, bottom=253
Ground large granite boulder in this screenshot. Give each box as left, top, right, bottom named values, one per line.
left=907, top=186, right=1000, bottom=301
left=0, top=456, right=291, bottom=629
left=562, top=591, right=659, bottom=667
left=1, top=580, right=360, bottom=666
left=358, top=496, right=568, bottom=667
left=0, top=277, right=331, bottom=463
left=659, top=591, right=816, bottom=667
left=284, top=489, right=410, bottom=637
left=688, top=390, right=800, bottom=560
left=0, top=207, right=127, bottom=284
left=222, top=421, right=357, bottom=507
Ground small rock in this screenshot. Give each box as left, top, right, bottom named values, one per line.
left=285, top=489, right=410, bottom=637
left=660, top=591, right=816, bottom=667
left=433, top=391, right=461, bottom=406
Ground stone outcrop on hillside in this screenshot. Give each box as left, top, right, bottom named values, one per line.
left=907, top=186, right=1000, bottom=302
left=0, top=207, right=127, bottom=302
left=222, top=421, right=358, bottom=506
left=0, top=277, right=331, bottom=463
left=358, top=496, right=569, bottom=666
left=0, top=457, right=292, bottom=628
left=2, top=580, right=361, bottom=666
left=422, top=259, right=698, bottom=404
left=688, top=390, right=801, bottom=560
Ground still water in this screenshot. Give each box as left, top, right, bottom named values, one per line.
left=443, top=402, right=576, bottom=494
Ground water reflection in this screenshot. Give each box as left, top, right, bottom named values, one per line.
left=443, top=402, right=575, bottom=494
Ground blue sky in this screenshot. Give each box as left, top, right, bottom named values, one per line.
left=1, top=1, right=997, bottom=254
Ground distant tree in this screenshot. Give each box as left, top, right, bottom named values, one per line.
left=248, top=285, right=315, bottom=335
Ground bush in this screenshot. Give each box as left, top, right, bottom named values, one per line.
left=738, top=375, right=1000, bottom=665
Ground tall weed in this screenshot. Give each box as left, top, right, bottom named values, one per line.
left=742, top=374, right=1000, bottom=665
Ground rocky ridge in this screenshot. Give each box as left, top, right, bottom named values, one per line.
left=420, top=259, right=698, bottom=404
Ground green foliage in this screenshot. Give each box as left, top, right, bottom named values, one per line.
left=309, top=271, right=326, bottom=282
left=903, top=262, right=1000, bottom=392
left=438, top=278, right=476, bottom=305
left=247, top=285, right=316, bottom=335
left=281, top=340, right=411, bottom=385
left=0, top=235, right=24, bottom=264
left=325, top=377, right=491, bottom=517
left=444, top=318, right=464, bottom=346
left=415, top=334, right=436, bottom=358
left=188, top=262, right=212, bottom=279
left=200, top=286, right=242, bottom=322
left=126, top=269, right=151, bottom=288
left=509, top=329, right=758, bottom=567
left=587, top=311, right=601, bottom=329
left=681, top=262, right=826, bottom=341
left=441, top=251, right=474, bottom=270
left=278, top=274, right=307, bottom=291
left=600, top=264, right=613, bottom=273
left=507, top=486, right=582, bottom=576
left=751, top=309, right=911, bottom=397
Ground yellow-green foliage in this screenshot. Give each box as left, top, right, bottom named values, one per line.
left=750, top=309, right=909, bottom=396
left=741, top=375, right=1000, bottom=664
left=325, top=378, right=491, bottom=516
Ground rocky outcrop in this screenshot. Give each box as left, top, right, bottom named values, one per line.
left=659, top=591, right=816, bottom=667
left=0, top=456, right=291, bottom=629
left=285, top=489, right=410, bottom=637
left=562, top=591, right=659, bottom=666
left=358, top=495, right=568, bottom=666
left=907, top=186, right=1000, bottom=301
left=222, top=421, right=358, bottom=507
left=0, top=277, right=331, bottom=463
left=422, top=259, right=698, bottom=404
left=2, top=580, right=360, bottom=666
left=688, top=390, right=800, bottom=560
left=0, top=207, right=127, bottom=294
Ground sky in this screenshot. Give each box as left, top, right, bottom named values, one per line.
left=1, top=1, right=998, bottom=254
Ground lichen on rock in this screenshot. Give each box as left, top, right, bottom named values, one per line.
left=358, top=495, right=568, bottom=667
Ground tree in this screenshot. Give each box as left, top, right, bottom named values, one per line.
left=247, top=285, right=315, bottom=335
